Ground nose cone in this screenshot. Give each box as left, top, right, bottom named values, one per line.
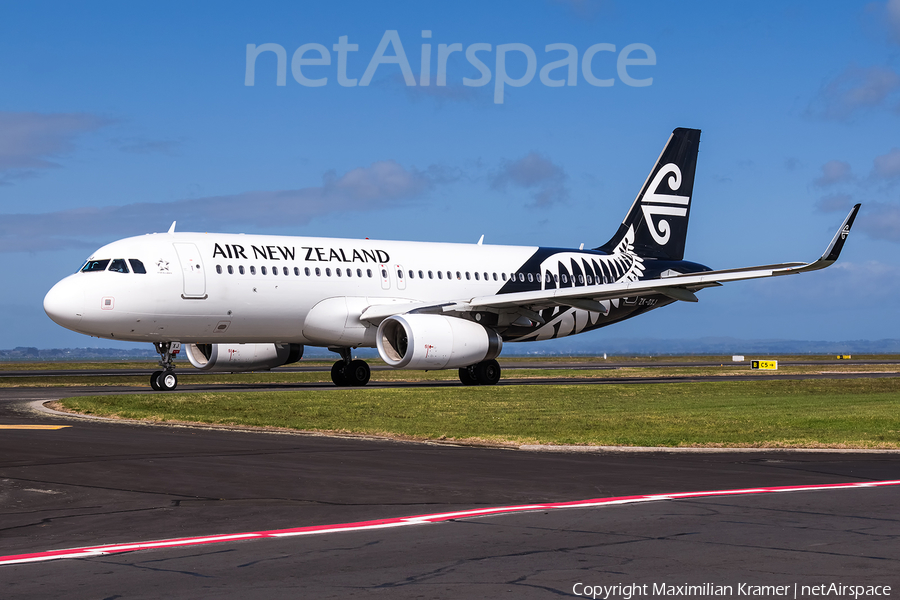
left=44, top=276, right=85, bottom=331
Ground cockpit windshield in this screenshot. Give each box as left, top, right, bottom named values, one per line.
left=109, top=259, right=130, bottom=273
left=79, top=258, right=147, bottom=273
left=81, top=259, right=110, bottom=272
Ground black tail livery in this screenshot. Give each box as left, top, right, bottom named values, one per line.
left=598, top=127, right=700, bottom=261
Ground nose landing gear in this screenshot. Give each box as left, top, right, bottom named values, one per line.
left=151, top=342, right=180, bottom=391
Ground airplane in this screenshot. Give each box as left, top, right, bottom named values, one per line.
left=43, top=128, right=860, bottom=391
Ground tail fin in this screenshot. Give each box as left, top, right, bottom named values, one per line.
left=597, top=127, right=701, bottom=260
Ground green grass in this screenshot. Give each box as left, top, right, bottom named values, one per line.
left=56, top=378, right=900, bottom=448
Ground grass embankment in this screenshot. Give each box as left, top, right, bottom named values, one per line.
left=57, top=378, right=900, bottom=448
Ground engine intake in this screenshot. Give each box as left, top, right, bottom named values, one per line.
left=185, top=343, right=303, bottom=372
left=376, top=314, right=501, bottom=370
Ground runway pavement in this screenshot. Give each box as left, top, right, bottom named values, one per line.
left=1, top=380, right=898, bottom=598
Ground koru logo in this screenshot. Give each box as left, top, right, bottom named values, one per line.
left=640, top=163, right=690, bottom=245
left=424, top=344, right=435, bottom=358
left=840, top=224, right=850, bottom=240
left=157, top=259, right=170, bottom=273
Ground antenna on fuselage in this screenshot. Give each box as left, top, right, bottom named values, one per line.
left=167, top=221, right=176, bottom=234
left=477, top=235, right=484, bottom=245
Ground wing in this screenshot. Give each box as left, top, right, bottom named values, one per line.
left=361, top=204, right=860, bottom=325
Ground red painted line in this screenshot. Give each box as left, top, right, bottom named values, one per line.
left=2, top=479, right=898, bottom=566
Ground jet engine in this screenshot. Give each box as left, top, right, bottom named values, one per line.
left=184, top=343, right=303, bottom=372
left=376, top=314, right=502, bottom=370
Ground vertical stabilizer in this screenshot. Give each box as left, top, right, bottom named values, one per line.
left=597, top=128, right=701, bottom=260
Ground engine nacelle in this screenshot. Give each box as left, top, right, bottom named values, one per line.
left=184, top=343, right=303, bottom=372
left=376, top=314, right=502, bottom=370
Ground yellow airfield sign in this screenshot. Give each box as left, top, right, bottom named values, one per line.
left=751, top=360, right=778, bottom=370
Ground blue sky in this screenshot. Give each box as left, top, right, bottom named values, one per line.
left=2, top=0, right=900, bottom=350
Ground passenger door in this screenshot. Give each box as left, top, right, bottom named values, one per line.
left=173, top=243, right=207, bottom=299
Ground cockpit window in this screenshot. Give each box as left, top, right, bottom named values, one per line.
left=109, top=259, right=130, bottom=273
left=81, top=259, right=110, bottom=272
left=129, top=259, right=147, bottom=274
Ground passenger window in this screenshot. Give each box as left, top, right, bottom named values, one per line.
left=357, top=268, right=362, bottom=277
left=129, top=259, right=147, bottom=274
left=305, top=267, right=311, bottom=276
left=467, top=272, right=472, bottom=280
left=283, top=267, right=289, bottom=276
left=272, top=266, right=278, bottom=276
left=294, top=267, right=299, bottom=276
left=408, top=270, right=414, bottom=279
left=502, top=273, right=507, bottom=281
left=326, top=268, right=332, bottom=276
left=438, top=271, right=443, bottom=279
left=554, top=274, right=559, bottom=283
left=316, top=267, right=321, bottom=276
left=456, top=271, right=461, bottom=280
left=398, top=269, right=403, bottom=279
left=239, top=266, right=245, bottom=275
left=518, top=273, right=525, bottom=282
left=345, top=268, right=351, bottom=277
left=250, top=266, right=256, bottom=275
left=493, top=273, right=497, bottom=281
left=367, top=269, right=372, bottom=277
left=474, top=272, right=479, bottom=280
left=578, top=274, right=584, bottom=284
left=216, top=265, right=222, bottom=274
left=484, top=272, right=488, bottom=280
left=586, top=274, right=593, bottom=284
left=109, top=259, right=129, bottom=273
left=227, top=265, right=234, bottom=275
left=336, top=268, right=342, bottom=277
left=262, top=266, right=267, bottom=275
left=527, top=273, right=533, bottom=283
left=561, top=274, right=568, bottom=283
left=428, top=270, right=433, bottom=279
left=419, top=270, right=424, bottom=279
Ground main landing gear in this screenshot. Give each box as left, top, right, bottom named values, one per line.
left=150, top=341, right=180, bottom=391
left=330, top=347, right=371, bottom=387
left=458, top=359, right=501, bottom=386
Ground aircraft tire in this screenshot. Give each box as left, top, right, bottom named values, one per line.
left=150, top=370, right=163, bottom=391
left=346, top=360, right=370, bottom=386
left=474, top=359, right=501, bottom=385
left=458, top=366, right=477, bottom=386
left=157, top=371, right=178, bottom=391
left=331, top=361, right=350, bottom=386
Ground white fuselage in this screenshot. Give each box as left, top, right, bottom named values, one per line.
left=44, top=232, right=532, bottom=344
left=43, top=230, right=655, bottom=348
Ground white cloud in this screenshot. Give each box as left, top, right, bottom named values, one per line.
left=871, top=147, right=900, bottom=180
left=491, top=152, right=569, bottom=207
left=0, top=112, right=110, bottom=177
left=886, top=0, right=900, bottom=43
left=856, top=201, right=900, bottom=242
left=816, top=193, right=854, bottom=213
left=808, top=64, right=900, bottom=120
left=813, top=160, right=854, bottom=187
left=0, top=160, right=446, bottom=252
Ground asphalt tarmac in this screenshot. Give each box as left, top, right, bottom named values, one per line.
left=1, top=377, right=899, bottom=598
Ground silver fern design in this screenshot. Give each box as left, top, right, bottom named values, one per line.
left=513, top=226, right=645, bottom=342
